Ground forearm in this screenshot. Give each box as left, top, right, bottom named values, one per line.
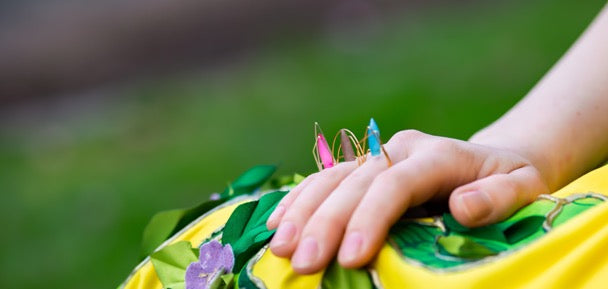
left=470, top=4, right=608, bottom=190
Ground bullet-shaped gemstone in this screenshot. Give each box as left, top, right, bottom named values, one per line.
left=315, top=123, right=334, bottom=169
left=340, top=129, right=356, bottom=161
left=367, top=118, right=381, bottom=156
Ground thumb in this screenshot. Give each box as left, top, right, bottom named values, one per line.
left=448, top=166, right=550, bottom=227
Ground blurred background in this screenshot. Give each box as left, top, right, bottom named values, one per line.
left=0, top=0, right=605, bottom=288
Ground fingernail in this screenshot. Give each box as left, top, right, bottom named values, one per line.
left=271, top=221, right=296, bottom=248
left=339, top=232, right=363, bottom=263
left=458, top=191, right=492, bottom=221
left=267, top=205, right=286, bottom=227
left=292, top=237, right=319, bottom=269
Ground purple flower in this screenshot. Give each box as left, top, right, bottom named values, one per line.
left=185, top=240, right=234, bottom=289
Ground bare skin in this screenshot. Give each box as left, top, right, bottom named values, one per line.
left=266, top=4, right=608, bottom=274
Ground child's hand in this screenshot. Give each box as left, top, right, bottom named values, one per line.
left=264, top=2, right=608, bottom=275
left=265, top=130, right=550, bottom=274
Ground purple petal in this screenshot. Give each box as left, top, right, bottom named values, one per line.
left=186, top=241, right=235, bottom=289
left=209, top=193, right=221, bottom=200
left=198, top=240, right=224, bottom=272
left=193, top=240, right=235, bottom=279
left=185, top=262, right=208, bottom=289
left=220, top=244, right=234, bottom=272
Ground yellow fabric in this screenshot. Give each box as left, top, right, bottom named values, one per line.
left=374, top=164, right=608, bottom=289
left=552, top=164, right=608, bottom=198
left=250, top=247, right=324, bottom=289
left=122, top=165, right=608, bottom=289
left=122, top=263, right=159, bottom=289
left=122, top=202, right=244, bottom=289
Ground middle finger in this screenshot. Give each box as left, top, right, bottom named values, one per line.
left=269, top=161, right=357, bottom=256
left=289, top=155, right=394, bottom=273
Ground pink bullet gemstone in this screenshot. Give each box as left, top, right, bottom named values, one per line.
left=317, top=133, right=334, bottom=169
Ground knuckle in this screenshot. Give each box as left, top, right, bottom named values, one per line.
left=306, top=172, right=320, bottom=182
left=390, top=129, right=425, bottom=143
left=373, top=170, right=399, bottom=188
left=280, top=190, right=300, bottom=206
left=503, top=178, right=519, bottom=193
left=427, top=138, right=459, bottom=154
left=282, top=202, right=316, bottom=222
left=347, top=208, right=383, bottom=235
left=524, top=168, right=550, bottom=198
left=277, top=196, right=292, bottom=208
left=318, top=167, right=342, bottom=181
left=342, top=169, right=367, bottom=184
left=311, top=210, right=348, bottom=229
left=316, top=162, right=355, bottom=182
left=527, top=167, right=544, bottom=183
left=348, top=165, right=369, bottom=178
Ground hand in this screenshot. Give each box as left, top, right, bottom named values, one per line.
left=265, top=130, right=550, bottom=274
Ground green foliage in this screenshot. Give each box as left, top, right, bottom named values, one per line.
left=141, top=165, right=276, bottom=257
left=1, top=1, right=606, bottom=288
left=142, top=199, right=224, bottom=258
left=209, top=273, right=235, bottom=289
left=150, top=241, right=198, bottom=289
left=321, top=260, right=373, bottom=289
left=437, top=235, right=498, bottom=259
left=389, top=221, right=456, bottom=267
left=221, top=191, right=287, bottom=271
left=220, top=165, right=277, bottom=199
left=237, top=265, right=257, bottom=289
left=389, top=197, right=602, bottom=269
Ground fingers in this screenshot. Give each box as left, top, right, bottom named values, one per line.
left=263, top=128, right=549, bottom=274
left=449, top=165, right=550, bottom=227
left=266, top=173, right=316, bottom=230
left=337, top=152, right=463, bottom=268
left=288, top=156, right=395, bottom=273
left=280, top=130, right=430, bottom=272
left=269, top=162, right=357, bottom=257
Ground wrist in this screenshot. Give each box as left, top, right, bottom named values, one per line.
left=469, top=131, right=557, bottom=191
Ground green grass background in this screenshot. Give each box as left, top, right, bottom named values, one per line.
left=0, top=0, right=605, bottom=288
